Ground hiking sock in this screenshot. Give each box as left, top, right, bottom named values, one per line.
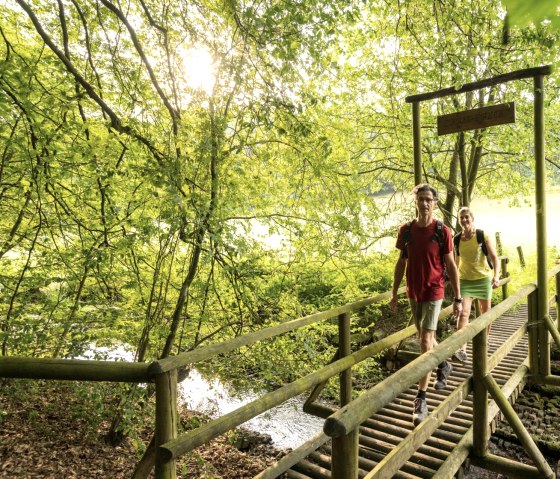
left=416, top=390, right=427, bottom=400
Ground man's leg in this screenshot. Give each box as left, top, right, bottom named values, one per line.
left=412, top=326, right=433, bottom=426
left=412, top=300, right=447, bottom=426
left=418, top=328, right=436, bottom=391
left=419, top=300, right=452, bottom=391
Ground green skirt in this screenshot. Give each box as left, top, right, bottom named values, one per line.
left=460, top=277, right=492, bottom=300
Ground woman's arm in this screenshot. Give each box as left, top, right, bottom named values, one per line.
left=486, top=235, right=501, bottom=288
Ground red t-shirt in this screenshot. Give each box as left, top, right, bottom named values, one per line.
left=396, top=219, right=452, bottom=302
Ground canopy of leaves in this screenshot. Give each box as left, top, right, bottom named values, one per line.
left=0, top=0, right=559, bottom=384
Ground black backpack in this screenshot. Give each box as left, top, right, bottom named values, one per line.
left=453, top=229, right=493, bottom=269
left=401, top=220, right=447, bottom=274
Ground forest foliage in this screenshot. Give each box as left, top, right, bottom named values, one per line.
left=1, top=0, right=560, bottom=386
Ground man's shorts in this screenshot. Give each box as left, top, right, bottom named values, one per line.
left=409, top=299, right=443, bottom=331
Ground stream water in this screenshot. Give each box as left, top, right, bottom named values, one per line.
left=179, top=369, right=324, bottom=450
left=80, top=345, right=324, bottom=450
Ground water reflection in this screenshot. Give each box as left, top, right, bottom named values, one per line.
left=179, top=369, right=324, bottom=449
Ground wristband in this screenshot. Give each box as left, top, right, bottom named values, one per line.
left=454, top=297, right=463, bottom=303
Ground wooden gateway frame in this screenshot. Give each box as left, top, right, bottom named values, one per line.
left=403, top=65, right=558, bottom=476
left=405, top=65, right=553, bottom=380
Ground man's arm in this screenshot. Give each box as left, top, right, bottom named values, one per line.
left=444, top=252, right=463, bottom=317
left=390, top=256, right=407, bottom=312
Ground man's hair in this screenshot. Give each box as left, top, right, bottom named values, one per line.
left=458, top=206, right=474, bottom=220
left=412, top=183, right=438, bottom=201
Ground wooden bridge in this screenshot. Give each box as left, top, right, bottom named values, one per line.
left=282, top=303, right=554, bottom=479
left=2, top=262, right=560, bottom=479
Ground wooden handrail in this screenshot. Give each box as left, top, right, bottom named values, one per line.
left=0, top=356, right=151, bottom=382
left=148, top=288, right=400, bottom=376
left=158, top=325, right=416, bottom=461
left=546, top=262, right=560, bottom=280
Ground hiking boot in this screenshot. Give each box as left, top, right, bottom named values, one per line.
left=434, top=361, right=453, bottom=390
left=412, top=397, right=428, bottom=426
left=452, top=349, right=468, bottom=362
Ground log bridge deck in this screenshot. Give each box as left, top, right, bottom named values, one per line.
left=287, top=304, right=551, bottom=479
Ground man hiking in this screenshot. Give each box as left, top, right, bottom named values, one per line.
left=390, top=183, right=463, bottom=426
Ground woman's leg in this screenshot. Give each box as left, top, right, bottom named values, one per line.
left=457, top=297, right=473, bottom=336
left=478, top=298, right=491, bottom=313
left=478, top=298, right=492, bottom=335
left=453, top=297, right=472, bottom=361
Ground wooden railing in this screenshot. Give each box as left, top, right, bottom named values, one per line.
left=0, top=284, right=415, bottom=477
left=2, top=258, right=560, bottom=479
left=324, top=261, right=560, bottom=479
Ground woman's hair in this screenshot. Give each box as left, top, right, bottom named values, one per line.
left=413, top=183, right=438, bottom=200
left=458, top=206, right=474, bottom=220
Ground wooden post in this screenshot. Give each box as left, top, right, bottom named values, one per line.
left=528, top=291, right=539, bottom=375
left=556, top=271, right=560, bottom=330
left=517, top=246, right=526, bottom=268
left=338, top=312, right=352, bottom=405
left=501, top=257, right=509, bottom=299
left=534, top=74, right=550, bottom=378
left=332, top=312, right=358, bottom=479
left=412, top=101, right=422, bottom=185
left=155, top=370, right=178, bottom=479
left=495, top=232, right=503, bottom=256
left=472, top=327, right=488, bottom=459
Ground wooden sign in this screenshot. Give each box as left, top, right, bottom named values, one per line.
left=437, top=102, right=515, bottom=136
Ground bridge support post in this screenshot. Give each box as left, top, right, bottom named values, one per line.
left=412, top=101, right=422, bottom=185
left=528, top=291, right=539, bottom=375
left=556, top=271, right=560, bottom=330
left=332, top=432, right=359, bottom=479
left=155, top=370, right=178, bottom=479
left=472, top=327, right=488, bottom=459
left=534, top=73, right=550, bottom=379
left=331, top=312, right=359, bottom=479
left=339, top=312, right=352, bottom=405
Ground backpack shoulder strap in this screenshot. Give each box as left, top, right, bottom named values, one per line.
left=401, top=220, right=414, bottom=259
left=435, top=220, right=446, bottom=267
left=453, top=232, right=461, bottom=255
left=476, top=229, right=488, bottom=255
left=476, top=229, right=494, bottom=269
left=435, top=220, right=444, bottom=247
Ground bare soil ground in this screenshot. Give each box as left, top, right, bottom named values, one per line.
left=0, top=379, right=281, bottom=479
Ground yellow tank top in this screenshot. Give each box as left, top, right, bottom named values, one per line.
left=458, top=233, right=491, bottom=280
